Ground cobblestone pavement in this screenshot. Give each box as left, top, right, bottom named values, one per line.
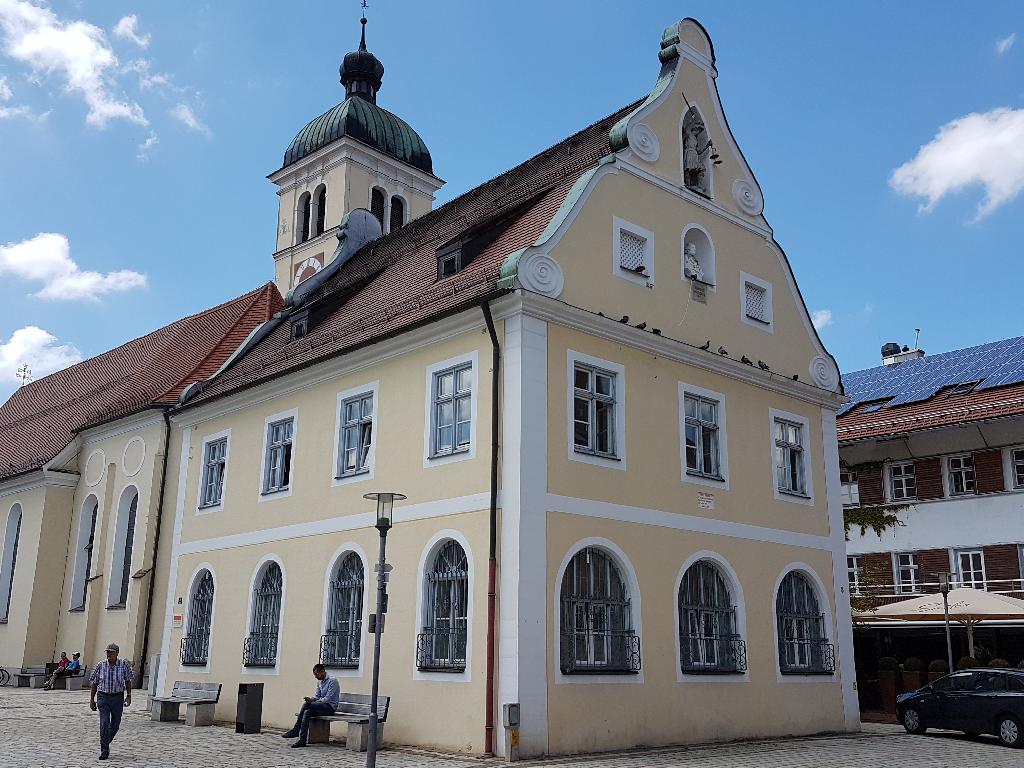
left=2, top=688, right=1022, bottom=768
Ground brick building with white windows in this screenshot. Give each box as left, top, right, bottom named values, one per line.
left=840, top=337, right=1024, bottom=681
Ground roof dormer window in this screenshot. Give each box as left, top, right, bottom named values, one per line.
left=437, top=245, right=462, bottom=279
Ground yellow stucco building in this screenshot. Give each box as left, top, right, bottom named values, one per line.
left=0, top=17, right=857, bottom=757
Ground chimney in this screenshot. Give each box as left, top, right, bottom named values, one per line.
left=881, top=341, right=925, bottom=366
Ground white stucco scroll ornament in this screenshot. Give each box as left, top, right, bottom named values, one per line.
left=809, top=355, right=840, bottom=391
left=732, top=179, right=764, bottom=216
left=627, top=122, right=660, bottom=163
left=517, top=251, right=565, bottom=298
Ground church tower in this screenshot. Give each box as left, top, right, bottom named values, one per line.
left=269, top=17, right=443, bottom=292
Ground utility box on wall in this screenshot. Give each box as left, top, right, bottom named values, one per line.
left=503, top=703, right=520, bottom=762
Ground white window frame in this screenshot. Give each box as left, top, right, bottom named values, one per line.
left=320, top=542, right=370, bottom=679
left=678, top=382, right=729, bottom=490
left=1011, top=448, right=1024, bottom=489
left=258, top=408, right=298, bottom=502
left=105, top=486, right=140, bottom=610
left=847, top=556, right=862, bottom=596
left=412, top=530, right=475, bottom=682
left=332, top=381, right=379, bottom=487
left=955, top=549, right=986, bottom=590
left=240, top=554, right=286, bottom=676
left=947, top=454, right=975, bottom=496
left=423, top=352, right=478, bottom=468
left=894, top=552, right=919, bottom=594
left=196, top=429, right=231, bottom=514
left=771, top=564, right=835, bottom=684
left=769, top=408, right=814, bottom=505
left=889, top=461, right=917, bottom=501
left=0, top=503, right=22, bottom=623
left=740, top=271, right=773, bottom=332
left=177, top=563, right=218, bottom=674
left=567, top=350, right=626, bottom=471
left=839, top=470, right=859, bottom=507
left=69, top=495, right=99, bottom=611
left=612, top=217, right=655, bottom=286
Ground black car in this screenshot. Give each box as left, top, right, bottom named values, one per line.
left=897, top=668, right=1024, bottom=748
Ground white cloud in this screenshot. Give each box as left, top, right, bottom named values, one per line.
left=137, top=131, right=158, bottom=160
left=0, top=232, right=146, bottom=301
left=0, top=74, right=10, bottom=100
left=890, top=107, right=1024, bottom=220
left=171, top=102, right=210, bottom=136
left=126, top=58, right=172, bottom=90
left=0, top=0, right=146, bottom=127
left=996, top=32, right=1016, bottom=55
left=113, top=14, right=148, bottom=49
left=0, top=325, right=81, bottom=385
left=811, top=309, right=833, bottom=330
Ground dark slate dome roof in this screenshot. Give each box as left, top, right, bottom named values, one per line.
left=283, top=97, right=433, bottom=173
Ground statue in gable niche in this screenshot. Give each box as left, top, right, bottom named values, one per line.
left=683, top=108, right=711, bottom=195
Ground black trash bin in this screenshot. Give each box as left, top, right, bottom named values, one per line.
left=236, top=682, right=264, bottom=734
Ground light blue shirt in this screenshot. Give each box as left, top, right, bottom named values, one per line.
left=312, top=675, right=340, bottom=707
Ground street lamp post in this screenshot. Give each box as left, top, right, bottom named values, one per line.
left=938, top=572, right=954, bottom=673
left=364, top=492, right=405, bottom=768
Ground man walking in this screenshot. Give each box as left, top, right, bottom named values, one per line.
left=89, top=643, right=133, bottom=760
left=281, top=664, right=339, bottom=747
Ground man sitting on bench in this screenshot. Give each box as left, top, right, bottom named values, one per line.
left=43, top=652, right=70, bottom=689
left=281, top=664, right=339, bottom=748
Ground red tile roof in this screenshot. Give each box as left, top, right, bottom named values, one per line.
left=187, top=100, right=641, bottom=407
left=0, top=283, right=282, bottom=481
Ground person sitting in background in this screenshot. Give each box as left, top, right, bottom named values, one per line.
left=43, top=652, right=70, bottom=690
left=281, top=664, right=339, bottom=748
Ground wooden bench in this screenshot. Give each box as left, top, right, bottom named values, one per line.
left=304, top=693, right=390, bottom=751
left=151, top=681, right=222, bottom=726
left=49, top=665, right=88, bottom=690
left=15, top=665, right=55, bottom=688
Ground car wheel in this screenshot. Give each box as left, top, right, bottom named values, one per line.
left=997, top=715, right=1022, bottom=748
left=902, top=707, right=927, bottom=735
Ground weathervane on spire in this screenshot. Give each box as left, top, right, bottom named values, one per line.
left=16, top=363, right=31, bottom=387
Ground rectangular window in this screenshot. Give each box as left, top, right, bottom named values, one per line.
left=431, top=363, right=472, bottom=457
left=895, top=552, right=918, bottom=594
left=263, top=418, right=293, bottom=493
left=847, top=556, right=862, bottom=595
left=948, top=455, right=975, bottom=495
left=744, top=281, right=768, bottom=322
left=437, top=247, right=461, bottom=279
left=199, top=438, right=227, bottom=508
left=957, top=549, right=986, bottom=589
left=684, top=393, right=720, bottom=479
left=840, top=470, right=859, bottom=506
left=774, top=419, right=806, bottom=495
left=573, top=363, right=617, bottom=458
left=890, top=462, right=917, bottom=500
left=337, top=393, right=373, bottom=477
left=1013, top=448, right=1024, bottom=488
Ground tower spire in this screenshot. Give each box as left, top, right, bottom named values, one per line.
left=340, top=7, right=384, bottom=102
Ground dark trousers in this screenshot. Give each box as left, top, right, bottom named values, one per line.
left=292, top=701, right=334, bottom=742
left=97, top=693, right=125, bottom=751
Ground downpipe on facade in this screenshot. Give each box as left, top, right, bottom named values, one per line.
left=480, top=300, right=500, bottom=756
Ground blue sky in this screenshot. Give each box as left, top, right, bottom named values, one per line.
left=0, top=1, right=1022, bottom=403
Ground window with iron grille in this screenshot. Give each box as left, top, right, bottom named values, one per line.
left=956, top=549, right=986, bottom=589
left=840, top=470, right=859, bottom=506
left=618, top=230, right=648, bottom=275
left=244, top=562, right=282, bottom=667
left=847, top=556, right=862, bottom=596
left=573, top=364, right=617, bottom=458
left=1014, top=449, right=1024, bottom=488
left=430, top=364, right=472, bottom=458
left=774, top=419, right=806, bottom=495
left=322, top=553, right=363, bottom=668
left=948, top=454, right=975, bottom=495
left=389, top=196, right=404, bottom=232
left=776, top=571, right=833, bottom=674
left=895, top=552, right=918, bottom=594
left=418, top=541, right=469, bottom=671
left=0, top=504, right=22, bottom=622
left=370, top=188, right=385, bottom=227
left=263, top=418, right=293, bottom=493
left=744, top=281, right=768, bottom=322
left=200, top=438, right=227, bottom=508
left=181, top=570, right=214, bottom=666
left=678, top=560, right=745, bottom=673
left=337, top=393, right=373, bottom=477
left=559, top=547, right=640, bottom=674
left=890, top=462, right=916, bottom=500
left=684, top=394, right=720, bottom=479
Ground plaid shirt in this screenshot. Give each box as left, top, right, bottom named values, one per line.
left=89, top=659, right=133, bottom=694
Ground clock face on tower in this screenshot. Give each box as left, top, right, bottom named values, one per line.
left=294, top=254, right=324, bottom=286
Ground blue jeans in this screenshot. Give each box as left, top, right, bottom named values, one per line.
left=292, top=701, right=334, bottom=742
left=97, top=693, right=124, bottom=751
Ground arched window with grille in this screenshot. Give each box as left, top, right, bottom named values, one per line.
left=776, top=570, right=834, bottom=674
left=313, top=185, right=327, bottom=237
left=678, top=560, right=745, bottom=673
left=181, top=570, right=215, bottom=666
left=244, top=561, right=283, bottom=667
left=322, top=552, right=363, bottom=668
left=417, top=540, right=468, bottom=672
left=0, top=504, right=23, bottom=622
left=370, top=187, right=386, bottom=228
left=107, top=490, right=138, bottom=609
left=70, top=497, right=99, bottom=610
left=559, top=546, right=640, bottom=674
left=297, top=192, right=311, bottom=243
left=389, top=195, right=404, bottom=232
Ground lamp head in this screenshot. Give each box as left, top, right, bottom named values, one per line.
left=364, top=491, right=406, bottom=531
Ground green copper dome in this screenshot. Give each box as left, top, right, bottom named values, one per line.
left=282, top=17, right=432, bottom=174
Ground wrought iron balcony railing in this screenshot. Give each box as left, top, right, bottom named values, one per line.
left=679, top=634, right=747, bottom=674
left=180, top=634, right=210, bottom=666
left=320, top=630, right=361, bottom=669
left=778, top=638, right=835, bottom=675
left=242, top=632, right=279, bottom=667
left=416, top=628, right=467, bottom=672
left=559, top=629, right=641, bottom=674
